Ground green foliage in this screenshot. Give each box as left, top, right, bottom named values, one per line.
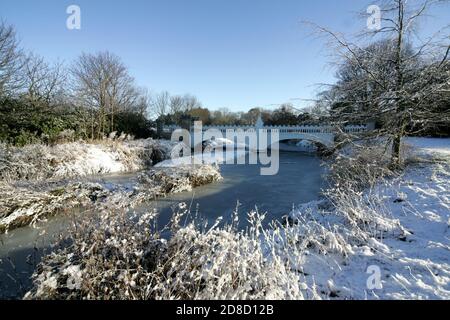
left=0, top=96, right=156, bottom=146
left=0, top=98, right=75, bottom=145
left=14, top=130, right=41, bottom=147
left=115, top=110, right=156, bottom=139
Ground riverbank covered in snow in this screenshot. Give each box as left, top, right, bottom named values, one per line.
left=0, top=139, right=222, bottom=232
left=287, top=137, right=450, bottom=299
left=0, top=165, right=222, bottom=233
left=0, top=139, right=176, bottom=182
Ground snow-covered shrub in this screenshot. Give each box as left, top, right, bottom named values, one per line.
left=329, top=142, right=395, bottom=191
left=325, top=184, right=405, bottom=240
left=152, top=211, right=305, bottom=299
left=137, top=165, right=222, bottom=196
left=325, top=142, right=406, bottom=239
left=25, top=209, right=158, bottom=300
left=0, top=139, right=176, bottom=182
left=283, top=216, right=354, bottom=257
left=26, top=207, right=308, bottom=300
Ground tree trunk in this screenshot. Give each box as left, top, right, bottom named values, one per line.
left=391, top=0, right=405, bottom=168
left=91, top=107, right=95, bottom=141
left=391, top=130, right=402, bottom=167
left=111, top=106, right=114, bottom=133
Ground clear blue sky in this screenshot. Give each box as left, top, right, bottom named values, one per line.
left=1, top=0, right=449, bottom=111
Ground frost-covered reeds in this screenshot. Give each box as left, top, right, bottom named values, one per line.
left=0, top=164, right=222, bottom=233
left=25, top=206, right=315, bottom=300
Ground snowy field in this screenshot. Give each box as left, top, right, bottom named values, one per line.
left=405, top=137, right=450, bottom=157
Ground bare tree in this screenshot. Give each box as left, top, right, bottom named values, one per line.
left=169, top=94, right=185, bottom=114
left=135, top=87, right=153, bottom=118
left=182, top=94, right=202, bottom=111
left=22, top=53, right=66, bottom=104
left=134, top=88, right=151, bottom=116
left=105, top=60, right=138, bottom=132
left=0, top=21, right=25, bottom=96
left=71, top=51, right=138, bottom=139
left=308, top=0, right=450, bottom=166
left=152, top=91, right=170, bottom=119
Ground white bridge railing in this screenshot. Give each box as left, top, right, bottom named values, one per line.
left=162, top=124, right=369, bottom=134
left=161, top=123, right=371, bottom=148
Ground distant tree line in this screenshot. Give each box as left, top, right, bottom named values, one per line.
left=155, top=101, right=329, bottom=129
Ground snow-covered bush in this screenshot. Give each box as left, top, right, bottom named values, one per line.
left=325, top=184, right=405, bottom=240
left=325, top=142, right=406, bottom=239
left=25, top=207, right=309, bottom=300
left=0, top=139, right=176, bottom=182
left=329, top=142, right=395, bottom=191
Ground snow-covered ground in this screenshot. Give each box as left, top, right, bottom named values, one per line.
left=293, top=137, right=450, bottom=299
left=0, top=139, right=175, bottom=182
left=405, top=137, right=450, bottom=158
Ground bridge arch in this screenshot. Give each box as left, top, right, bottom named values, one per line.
left=265, top=131, right=335, bottom=149
left=269, top=138, right=331, bottom=152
